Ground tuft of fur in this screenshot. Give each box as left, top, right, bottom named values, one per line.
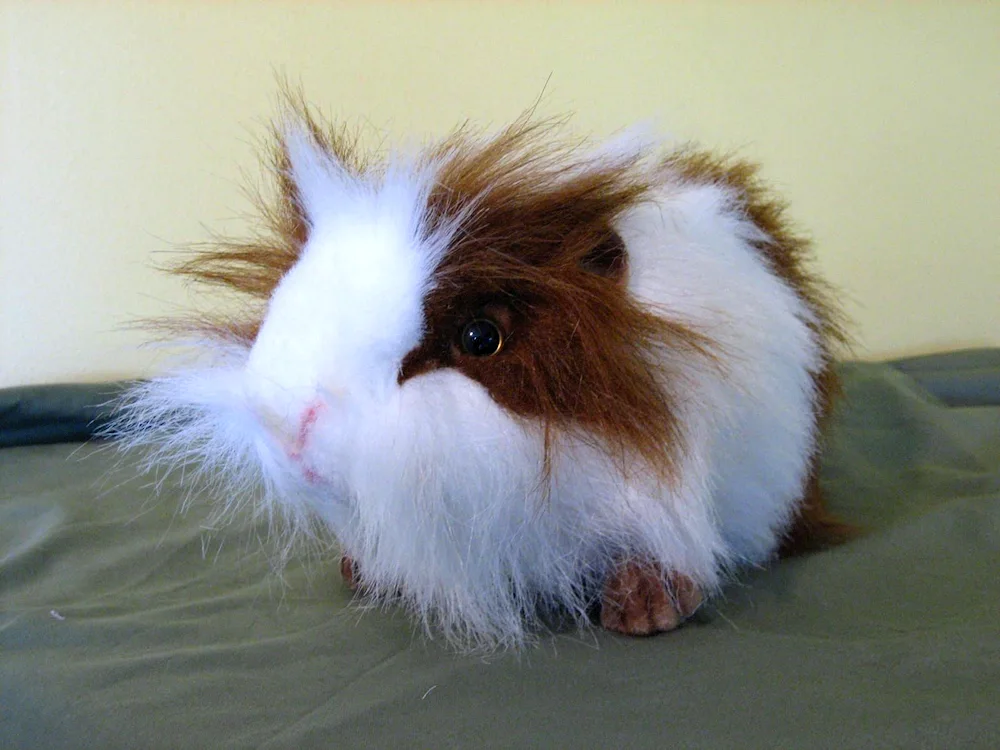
left=402, top=114, right=719, bottom=483
left=105, top=356, right=333, bottom=564
left=111, top=93, right=850, bottom=651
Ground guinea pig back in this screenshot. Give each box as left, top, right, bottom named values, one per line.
left=111, top=96, right=851, bottom=651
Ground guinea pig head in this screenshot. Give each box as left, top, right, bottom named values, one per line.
left=117, top=113, right=705, bottom=563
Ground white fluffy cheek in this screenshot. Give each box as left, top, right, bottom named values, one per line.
left=309, top=370, right=547, bottom=584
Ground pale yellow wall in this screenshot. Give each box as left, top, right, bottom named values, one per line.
left=2, top=1, right=997, bottom=387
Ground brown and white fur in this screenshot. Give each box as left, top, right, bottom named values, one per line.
left=112, top=97, right=852, bottom=651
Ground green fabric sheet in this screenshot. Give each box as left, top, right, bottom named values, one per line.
left=1, top=353, right=998, bottom=749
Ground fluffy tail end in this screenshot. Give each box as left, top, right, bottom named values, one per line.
left=778, top=474, right=859, bottom=558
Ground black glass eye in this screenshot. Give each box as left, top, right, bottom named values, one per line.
left=460, top=319, right=504, bottom=357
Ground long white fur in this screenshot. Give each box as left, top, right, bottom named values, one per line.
left=113, top=127, right=824, bottom=651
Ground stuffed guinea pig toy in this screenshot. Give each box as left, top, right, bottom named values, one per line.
left=114, top=96, right=851, bottom=651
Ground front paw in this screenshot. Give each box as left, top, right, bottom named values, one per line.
left=600, top=561, right=702, bottom=636
left=339, top=554, right=361, bottom=592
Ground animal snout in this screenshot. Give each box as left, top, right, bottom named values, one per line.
left=245, top=382, right=333, bottom=482
left=282, top=398, right=327, bottom=484
left=289, top=399, right=326, bottom=460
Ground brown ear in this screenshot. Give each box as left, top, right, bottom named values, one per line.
left=579, top=229, right=628, bottom=281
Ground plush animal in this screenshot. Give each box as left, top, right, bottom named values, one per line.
left=113, top=95, right=852, bottom=651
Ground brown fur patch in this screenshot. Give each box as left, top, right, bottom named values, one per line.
left=399, top=115, right=714, bottom=481
left=778, top=473, right=859, bottom=556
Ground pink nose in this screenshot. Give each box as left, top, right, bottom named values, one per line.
left=287, top=399, right=326, bottom=483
